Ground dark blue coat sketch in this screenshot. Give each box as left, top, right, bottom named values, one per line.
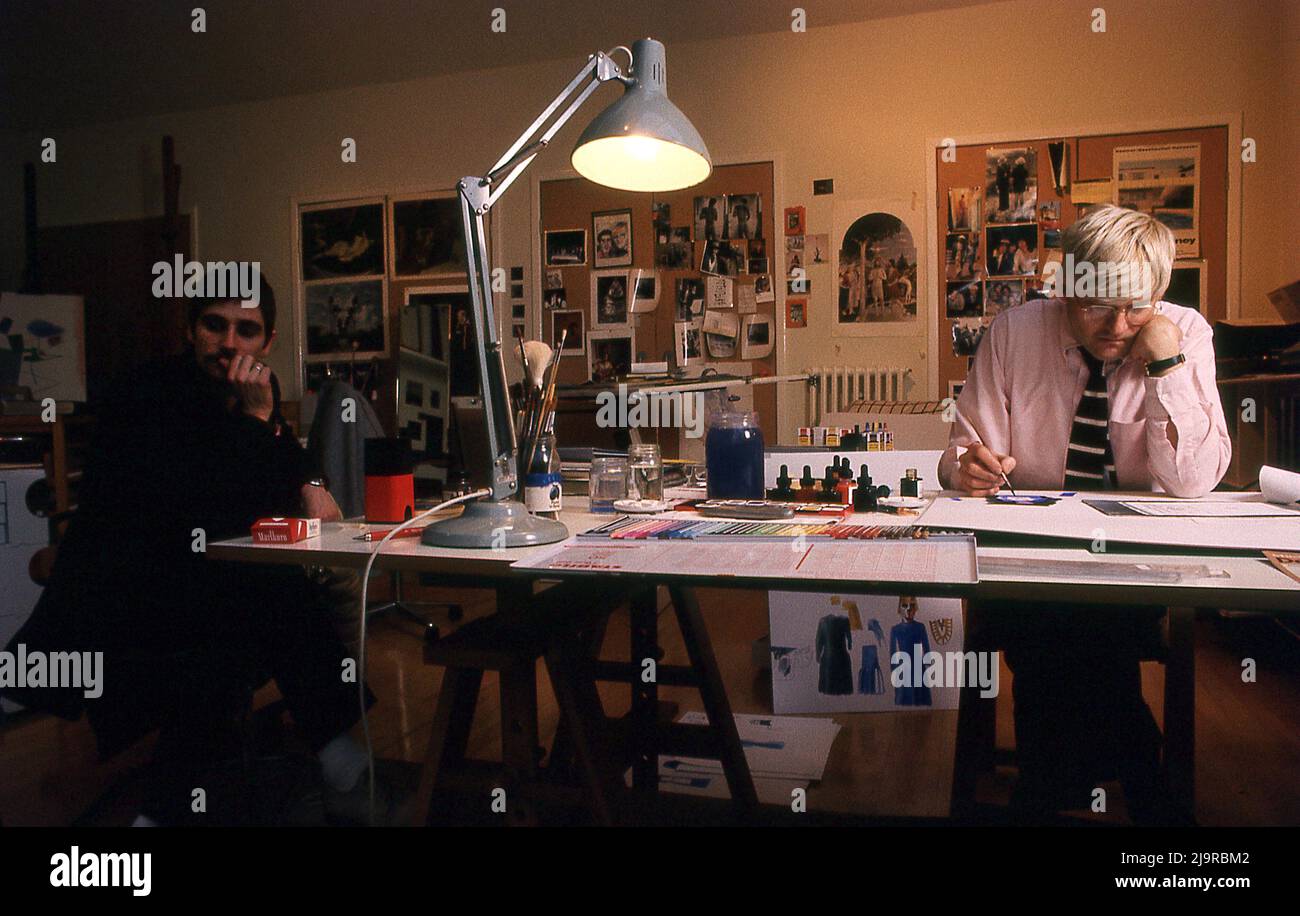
left=889, top=618, right=932, bottom=706
left=815, top=613, right=853, bottom=695
left=858, top=618, right=886, bottom=695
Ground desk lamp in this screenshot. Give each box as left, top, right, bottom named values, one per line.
left=423, top=38, right=711, bottom=548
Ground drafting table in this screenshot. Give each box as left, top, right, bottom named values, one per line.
left=210, top=493, right=1300, bottom=824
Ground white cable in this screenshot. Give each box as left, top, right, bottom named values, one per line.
left=356, top=488, right=491, bottom=825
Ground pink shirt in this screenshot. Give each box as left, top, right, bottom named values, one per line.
left=939, top=298, right=1231, bottom=497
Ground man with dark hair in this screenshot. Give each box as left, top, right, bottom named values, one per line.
left=6, top=273, right=387, bottom=825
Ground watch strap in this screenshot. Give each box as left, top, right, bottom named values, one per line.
left=1145, top=353, right=1186, bottom=377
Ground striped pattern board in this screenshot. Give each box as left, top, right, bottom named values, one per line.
left=578, top=515, right=961, bottom=541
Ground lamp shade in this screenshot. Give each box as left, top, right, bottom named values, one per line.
left=571, top=38, right=711, bottom=192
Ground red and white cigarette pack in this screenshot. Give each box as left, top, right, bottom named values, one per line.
left=251, top=517, right=322, bottom=544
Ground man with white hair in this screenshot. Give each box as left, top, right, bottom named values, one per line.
left=941, top=205, right=1230, bottom=824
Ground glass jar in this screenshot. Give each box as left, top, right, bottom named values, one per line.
left=705, top=396, right=765, bottom=498
left=589, top=456, right=628, bottom=512
left=524, top=433, right=562, bottom=518
left=626, top=443, right=664, bottom=503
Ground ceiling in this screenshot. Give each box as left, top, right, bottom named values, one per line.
left=2, top=0, right=997, bottom=130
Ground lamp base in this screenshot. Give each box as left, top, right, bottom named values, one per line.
left=420, top=498, right=568, bottom=548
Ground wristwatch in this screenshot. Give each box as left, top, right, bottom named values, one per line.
left=1145, top=353, right=1186, bottom=377
left=304, top=476, right=330, bottom=490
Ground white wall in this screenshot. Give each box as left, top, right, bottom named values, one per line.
left=2, top=0, right=1293, bottom=441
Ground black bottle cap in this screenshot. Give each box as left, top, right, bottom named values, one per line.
left=800, top=465, right=814, bottom=486
left=777, top=464, right=792, bottom=487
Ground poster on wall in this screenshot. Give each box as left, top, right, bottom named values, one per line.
left=303, top=279, right=387, bottom=361
left=833, top=204, right=918, bottom=336
left=592, top=209, right=633, bottom=269
left=0, top=293, right=86, bottom=403
left=984, top=147, right=1037, bottom=224
left=947, top=186, right=981, bottom=232
left=769, top=592, right=967, bottom=714
left=1112, top=143, right=1200, bottom=257
left=300, top=201, right=385, bottom=280
left=389, top=194, right=467, bottom=277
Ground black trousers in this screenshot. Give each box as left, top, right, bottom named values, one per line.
left=974, top=600, right=1167, bottom=815
left=90, top=564, right=371, bottom=823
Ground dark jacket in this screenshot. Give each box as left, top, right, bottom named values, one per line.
left=3, top=351, right=313, bottom=755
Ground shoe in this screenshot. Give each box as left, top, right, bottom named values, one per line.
left=322, top=760, right=418, bottom=827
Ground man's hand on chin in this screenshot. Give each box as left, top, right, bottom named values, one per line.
left=228, top=353, right=275, bottom=422
left=1130, top=314, right=1183, bottom=367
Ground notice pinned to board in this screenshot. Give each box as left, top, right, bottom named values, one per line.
left=1113, top=143, right=1200, bottom=257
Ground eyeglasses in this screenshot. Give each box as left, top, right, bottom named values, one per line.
left=1073, top=300, right=1156, bottom=326
left=198, top=313, right=265, bottom=339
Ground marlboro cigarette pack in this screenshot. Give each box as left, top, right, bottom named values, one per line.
left=251, top=517, right=322, bottom=544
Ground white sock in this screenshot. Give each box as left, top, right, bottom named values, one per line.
left=131, top=814, right=160, bottom=827
left=318, top=732, right=368, bottom=792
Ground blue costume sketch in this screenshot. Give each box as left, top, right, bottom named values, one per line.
left=858, top=618, right=885, bottom=695
left=889, top=596, right=932, bottom=706
left=815, top=613, right=853, bottom=695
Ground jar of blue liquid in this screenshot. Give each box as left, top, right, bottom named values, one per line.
left=705, top=396, right=765, bottom=498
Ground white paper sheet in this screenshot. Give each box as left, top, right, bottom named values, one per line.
left=1122, top=500, right=1300, bottom=518
left=514, top=536, right=978, bottom=585
left=675, top=711, right=842, bottom=781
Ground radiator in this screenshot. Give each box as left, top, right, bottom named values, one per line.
left=806, top=366, right=911, bottom=424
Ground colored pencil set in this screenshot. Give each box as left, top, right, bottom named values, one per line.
left=578, top=515, right=953, bottom=541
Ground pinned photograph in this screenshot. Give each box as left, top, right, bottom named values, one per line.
left=591, top=270, right=630, bottom=326
left=588, top=328, right=633, bottom=382
left=592, top=209, right=633, bottom=269
left=947, top=187, right=981, bottom=232
left=945, top=279, right=983, bottom=319
left=652, top=202, right=671, bottom=224
left=740, top=314, right=774, bottom=359
left=629, top=269, right=658, bottom=313
left=754, top=273, right=775, bottom=303
left=545, top=269, right=564, bottom=290
left=805, top=234, right=830, bottom=267
left=985, top=223, right=1037, bottom=276
left=705, top=331, right=736, bottom=359
left=1038, top=200, right=1061, bottom=228
left=674, top=320, right=704, bottom=367
left=951, top=317, right=988, bottom=357
left=703, top=308, right=740, bottom=338
left=656, top=225, right=693, bottom=269
left=694, top=195, right=725, bottom=241
left=548, top=308, right=585, bottom=356
left=786, top=297, right=807, bottom=328
left=945, top=232, right=982, bottom=282
left=983, top=278, right=1024, bottom=318
left=836, top=211, right=917, bottom=324
left=390, top=195, right=466, bottom=277
left=984, top=146, right=1037, bottom=223
left=702, top=239, right=722, bottom=275
left=300, top=201, right=385, bottom=280
left=676, top=278, right=705, bottom=319
left=784, top=206, right=805, bottom=236
left=748, top=237, right=769, bottom=274
left=543, top=287, right=568, bottom=310
left=726, top=194, right=761, bottom=239
left=304, top=279, right=387, bottom=360
left=715, top=240, right=745, bottom=277
left=545, top=228, right=587, bottom=267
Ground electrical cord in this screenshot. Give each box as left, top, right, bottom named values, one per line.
left=356, top=487, right=492, bottom=825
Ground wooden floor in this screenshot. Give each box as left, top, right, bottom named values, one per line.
left=1, top=583, right=1296, bottom=826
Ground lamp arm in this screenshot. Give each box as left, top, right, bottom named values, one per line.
left=455, top=48, right=631, bottom=502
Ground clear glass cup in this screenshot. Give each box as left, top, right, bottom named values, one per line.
left=589, top=456, right=628, bottom=512
left=626, top=443, right=664, bottom=503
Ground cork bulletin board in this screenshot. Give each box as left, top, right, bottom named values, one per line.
left=538, top=161, right=779, bottom=446
left=934, top=125, right=1228, bottom=399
